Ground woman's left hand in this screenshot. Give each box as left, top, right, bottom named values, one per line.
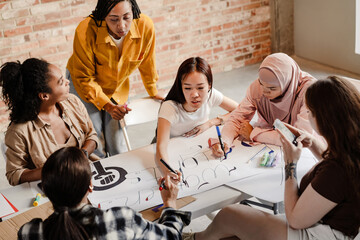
left=239, top=122, right=253, bottom=141
left=277, top=128, right=302, bottom=164
left=183, top=121, right=212, bottom=137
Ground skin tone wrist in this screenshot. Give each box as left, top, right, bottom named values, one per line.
left=103, top=102, right=115, bottom=112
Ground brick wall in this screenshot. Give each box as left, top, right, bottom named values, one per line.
left=0, top=0, right=271, bottom=131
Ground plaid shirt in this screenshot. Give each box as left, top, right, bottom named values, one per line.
left=18, top=205, right=191, bottom=240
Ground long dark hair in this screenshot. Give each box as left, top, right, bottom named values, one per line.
left=165, top=57, right=213, bottom=104
left=91, top=0, right=141, bottom=27
left=305, top=76, right=360, bottom=197
left=0, top=58, right=52, bottom=123
left=42, top=147, right=98, bottom=240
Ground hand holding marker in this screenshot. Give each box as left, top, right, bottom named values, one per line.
left=216, top=126, right=227, bottom=159
left=159, top=159, right=177, bottom=190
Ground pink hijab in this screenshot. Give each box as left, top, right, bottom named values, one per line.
left=255, top=53, right=316, bottom=125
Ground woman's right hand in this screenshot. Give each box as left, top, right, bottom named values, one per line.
left=104, top=103, right=132, bottom=120
left=158, top=174, right=179, bottom=209
left=283, top=123, right=314, bottom=148
left=211, top=142, right=230, bottom=157
left=159, top=162, right=181, bottom=181
left=284, top=123, right=326, bottom=160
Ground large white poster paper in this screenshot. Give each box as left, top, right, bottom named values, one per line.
left=88, top=126, right=281, bottom=211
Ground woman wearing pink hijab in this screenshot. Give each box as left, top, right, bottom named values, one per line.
left=212, top=53, right=317, bottom=156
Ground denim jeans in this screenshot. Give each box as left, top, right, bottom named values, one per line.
left=66, top=70, right=127, bottom=158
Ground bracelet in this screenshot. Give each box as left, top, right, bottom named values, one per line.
left=217, top=115, right=225, bottom=126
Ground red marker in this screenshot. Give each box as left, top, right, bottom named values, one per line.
left=159, top=180, right=166, bottom=191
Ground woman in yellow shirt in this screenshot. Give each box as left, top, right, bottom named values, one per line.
left=67, top=0, right=162, bottom=157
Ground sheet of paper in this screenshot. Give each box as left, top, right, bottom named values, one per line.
left=88, top=126, right=282, bottom=211
left=226, top=148, right=318, bottom=203
left=0, top=193, right=18, bottom=218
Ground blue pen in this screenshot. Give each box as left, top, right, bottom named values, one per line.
left=216, top=126, right=227, bottom=159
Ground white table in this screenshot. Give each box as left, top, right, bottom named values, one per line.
left=0, top=134, right=317, bottom=221
left=226, top=148, right=317, bottom=214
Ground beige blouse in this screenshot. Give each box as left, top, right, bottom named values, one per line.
left=5, top=94, right=99, bottom=185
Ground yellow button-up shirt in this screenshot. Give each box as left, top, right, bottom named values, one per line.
left=67, top=14, right=159, bottom=110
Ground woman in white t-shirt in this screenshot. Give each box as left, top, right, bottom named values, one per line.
left=156, top=57, right=238, bottom=179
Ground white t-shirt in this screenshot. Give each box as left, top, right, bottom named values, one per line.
left=158, top=88, right=223, bottom=137
left=109, top=34, right=124, bottom=56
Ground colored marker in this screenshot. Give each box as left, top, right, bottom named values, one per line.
left=216, top=126, right=227, bottom=159
left=266, top=151, right=276, bottom=167
left=33, top=193, right=41, bottom=207
left=110, top=97, right=128, bottom=109
left=260, top=152, right=270, bottom=167
left=152, top=203, right=164, bottom=212
left=160, top=158, right=188, bottom=186
left=159, top=180, right=166, bottom=191
left=159, top=159, right=177, bottom=191
left=160, top=159, right=177, bottom=174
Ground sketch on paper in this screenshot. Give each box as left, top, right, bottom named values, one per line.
left=88, top=127, right=282, bottom=211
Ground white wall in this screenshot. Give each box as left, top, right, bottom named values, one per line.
left=294, top=0, right=360, bottom=75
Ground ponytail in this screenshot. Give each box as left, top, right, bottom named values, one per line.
left=0, top=58, right=51, bottom=123
left=0, top=61, right=25, bottom=121
left=44, top=206, right=98, bottom=240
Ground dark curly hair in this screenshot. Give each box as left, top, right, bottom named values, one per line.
left=0, top=58, right=52, bottom=123
left=305, top=76, right=360, bottom=199
left=91, top=0, right=141, bottom=27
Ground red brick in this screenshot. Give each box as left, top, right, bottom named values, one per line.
left=11, top=42, right=39, bottom=53
left=0, top=47, right=11, bottom=56
left=30, top=46, right=58, bottom=58
left=4, top=26, right=32, bottom=37
left=0, top=2, right=11, bottom=11
left=61, top=16, right=85, bottom=26
left=33, top=21, right=61, bottom=31
left=16, top=15, right=46, bottom=26
left=0, top=0, right=270, bottom=115
left=1, top=53, right=31, bottom=64
left=57, top=42, right=72, bottom=52
left=11, top=0, right=40, bottom=9
left=45, top=10, right=71, bottom=22
left=41, top=0, right=62, bottom=3
left=243, top=2, right=261, bottom=10
left=2, top=9, right=30, bottom=20
left=38, top=36, right=66, bottom=47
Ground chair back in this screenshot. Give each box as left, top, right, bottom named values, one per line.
left=124, top=97, right=161, bottom=126
left=122, top=97, right=161, bottom=151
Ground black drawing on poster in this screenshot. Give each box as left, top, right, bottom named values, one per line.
left=92, top=161, right=127, bottom=191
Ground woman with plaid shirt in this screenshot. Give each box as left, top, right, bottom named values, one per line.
left=18, top=147, right=191, bottom=240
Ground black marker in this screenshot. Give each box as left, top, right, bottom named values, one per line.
left=160, top=159, right=177, bottom=174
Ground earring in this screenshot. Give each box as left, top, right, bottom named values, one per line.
left=89, top=185, right=93, bottom=190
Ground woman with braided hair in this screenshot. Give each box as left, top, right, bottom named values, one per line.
left=67, top=0, right=163, bottom=157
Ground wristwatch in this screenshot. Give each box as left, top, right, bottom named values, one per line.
left=81, top=149, right=89, bottom=159
left=217, top=115, right=225, bottom=126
